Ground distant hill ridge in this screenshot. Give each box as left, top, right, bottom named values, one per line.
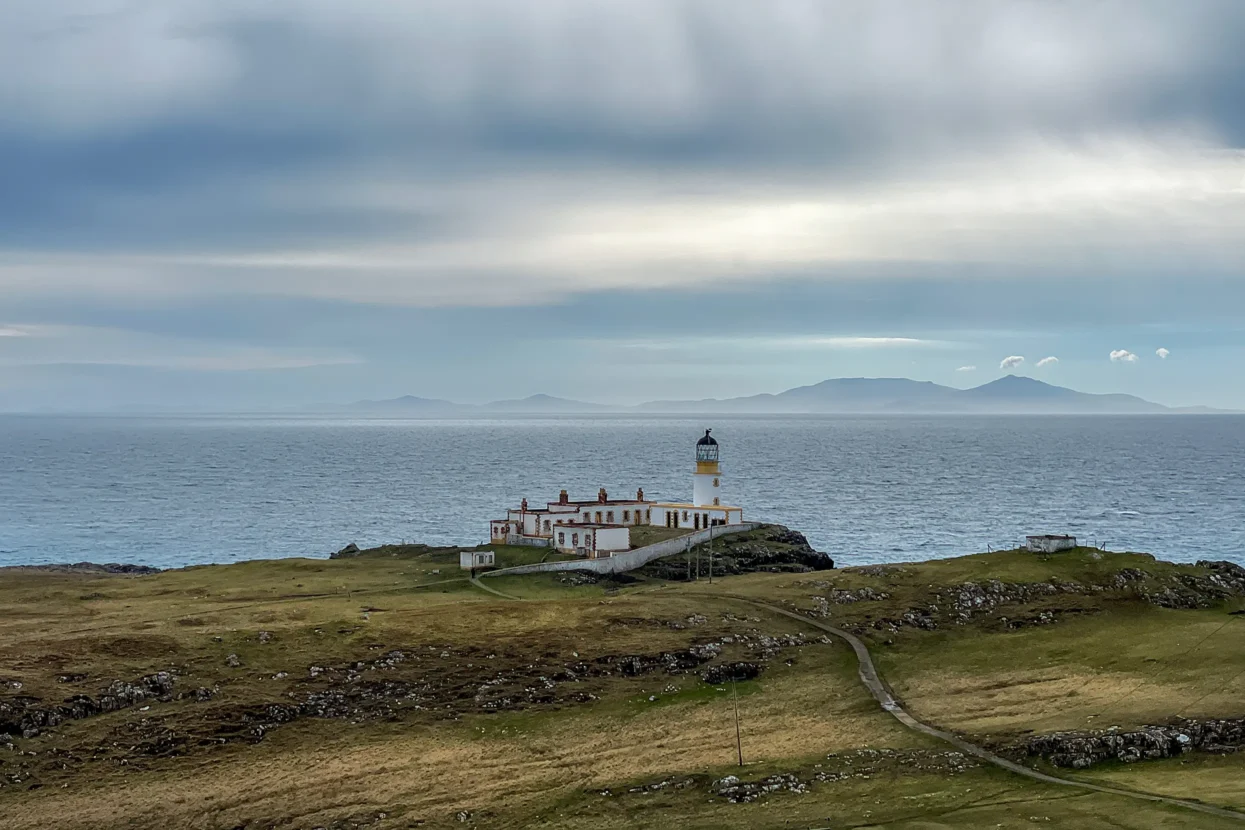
left=348, top=376, right=1228, bottom=415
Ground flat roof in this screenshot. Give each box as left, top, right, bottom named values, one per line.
left=652, top=502, right=743, bottom=510
left=555, top=523, right=627, bottom=529
left=546, top=500, right=648, bottom=507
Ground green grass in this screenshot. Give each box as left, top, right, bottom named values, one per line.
left=629, top=525, right=694, bottom=548
left=2, top=543, right=1243, bottom=829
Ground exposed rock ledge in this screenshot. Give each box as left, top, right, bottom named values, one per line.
left=0, top=562, right=161, bottom=575
left=1027, top=718, right=1245, bottom=769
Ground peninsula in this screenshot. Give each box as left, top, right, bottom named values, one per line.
left=3, top=527, right=1243, bottom=829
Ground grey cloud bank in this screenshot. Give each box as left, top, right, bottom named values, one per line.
left=0, top=1, right=1243, bottom=409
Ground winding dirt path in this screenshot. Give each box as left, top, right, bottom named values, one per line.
left=469, top=575, right=525, bottom=601
left=727, top=595, right=1245, bottom=823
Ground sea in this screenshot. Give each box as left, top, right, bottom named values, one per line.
left=1, top=414, right=1243, bottom=570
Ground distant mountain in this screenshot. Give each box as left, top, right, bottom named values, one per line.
left=350, top=395, right=463, bottom=413
left=640, top=375, right=1199, bottom=414
left=955, top=375, right=1165, bottom=413
left=482, top=394, right=611, bottom=413
left=349, top=393, right=607, bottom=414
left=347, top=376, right=1227, bottom=416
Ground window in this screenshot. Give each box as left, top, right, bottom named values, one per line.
left=595, top=511, right=603, bottom=523
left=572, top=533, right=579, bottom=546
left=682, top=511, right=689, bottom=521
left=713, top=497, right=720, bottom=506
left=713, top=478, right=719, bottom=487
left=558, top=532, right=565, bottom=546
left=543, top=520, right=551, bottom=533
left=606, top=511, right=614, bottom=523
left=646, top=509, right=651, bottom=522
left=623, top=510, right=630, bottom=522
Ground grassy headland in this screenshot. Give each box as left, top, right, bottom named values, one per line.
left=2, top=528, right=1243, bottom=829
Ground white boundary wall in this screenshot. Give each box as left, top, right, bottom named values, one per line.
left=481, top=522, right=762, bottom=577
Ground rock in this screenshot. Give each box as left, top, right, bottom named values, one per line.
left=827, top=587, right=890, bottom=604
left=556, top=571, right=599, bottom=586
left=225, top=654, right=241, bottom=668
left=714, top=772, right=806, bottom=803
left=1028, top=718, right=1245, bottom=769
left=331, top=543, right=362, bottom=559
left=258, top=631, right=272, bottom=644
left=701, top=662, right=762, bottom=685
left=1, top=562, right=160, bottom=575
left=0, top=672, right=179, bottom=739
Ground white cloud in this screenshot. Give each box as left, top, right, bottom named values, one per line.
left=2, top=140, right=1244, bottom=309
left=0, top=327, right=31, bottom=337
left=1000, top=355, right=1025, bottom=370
left=1036, top=356, right=1059, bottom=368
left=956, top=365, right=977, bottom=372
left=1110, top=349, right=1139, bottom=362
left=608, top=335, right=953, bottom=352
left=766, top=336, right=950, bottom=349
left=1156, top=347, right=1171, bottom=359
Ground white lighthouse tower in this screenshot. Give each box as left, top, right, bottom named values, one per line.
left=693, top=429, right=722, bottom=507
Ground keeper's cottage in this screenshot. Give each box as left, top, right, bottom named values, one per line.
left=489, top=429, right=745, bottom=558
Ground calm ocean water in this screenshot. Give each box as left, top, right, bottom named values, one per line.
left=1, top=414, right=1243, bottom=569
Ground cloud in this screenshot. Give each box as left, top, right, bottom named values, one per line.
left=0, top=327, right=31, bottom=337
left=1036, top=356, right=1059, bottom=368
left=0, top=3, right=1244, bottom=311
left=601, top=334, right=956, bottom=354
left=1110, top=349, right=1139, bottom=362
left=1000, top=355, right=1025, bottom=370
left=0, top=324, right=361, bottom=371
left=1156, top=347, right=1171, bottom=359
left=956, top=365, right=977, bottom=372
left=1, top=2, right=1243, bottom=410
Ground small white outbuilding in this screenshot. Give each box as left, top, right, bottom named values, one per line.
left=460, top=550, right=496, bottom=570
left=1026, top=535, right=1078, bottom=554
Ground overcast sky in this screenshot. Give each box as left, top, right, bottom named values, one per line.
left=2, top=0, right=1244, bottom=410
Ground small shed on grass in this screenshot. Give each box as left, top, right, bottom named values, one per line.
left=1026, top=535, right=1077, bottom=554
left=460, top=550, right=496, bottom=570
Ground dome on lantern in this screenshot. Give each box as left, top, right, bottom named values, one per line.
left=695, top=429, right=719, bottom=463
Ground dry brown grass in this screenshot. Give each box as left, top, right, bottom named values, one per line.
left=3, top=548, right=1244, bottom=829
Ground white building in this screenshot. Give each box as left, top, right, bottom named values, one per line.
left=460, top=550, right=496, bottom=570
left=488, top=429, right=746, bottom=558
left=1026, top=534, right=1078, bottom=553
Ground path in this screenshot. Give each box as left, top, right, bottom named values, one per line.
left=463, top=580, right=1245, bottom=821
left=470, top=575, right=525, bottom=601
left=725, top=595, right=1245, bottom=823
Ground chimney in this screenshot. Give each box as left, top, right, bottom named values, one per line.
left=559, top=489, right=569, bottom=505
left=636, top=487, right=645, bottom=502
left=520, top=498, right=528, bottom=512
left=598, top=487, right=608, bottom=504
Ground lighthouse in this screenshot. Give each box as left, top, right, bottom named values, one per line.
left=693, top=429, right=721, bottom=507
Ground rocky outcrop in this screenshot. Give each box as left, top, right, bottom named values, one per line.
left=701, top=662, right=762, bottom=685
left=0, top=672, right=200, bottom=739
left=330, top=543, right=361, bottom=559
left=1, top=562, right=160, bottom=575
left=640, top=526, right=833, bottom=581
left=1027, top=718, right=1245, bottom=769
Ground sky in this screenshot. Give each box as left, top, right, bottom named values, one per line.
left=1, top=0, right=1244, bottom=411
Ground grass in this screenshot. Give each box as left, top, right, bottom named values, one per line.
left=628, top=525, right=693, bottom=548
left=2, top=540, right=1243, bottom=829
left=1075, top=752, right=1245, bottom=812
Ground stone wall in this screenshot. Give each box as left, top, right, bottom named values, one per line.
left=483, top=523, right=762, bottom=577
